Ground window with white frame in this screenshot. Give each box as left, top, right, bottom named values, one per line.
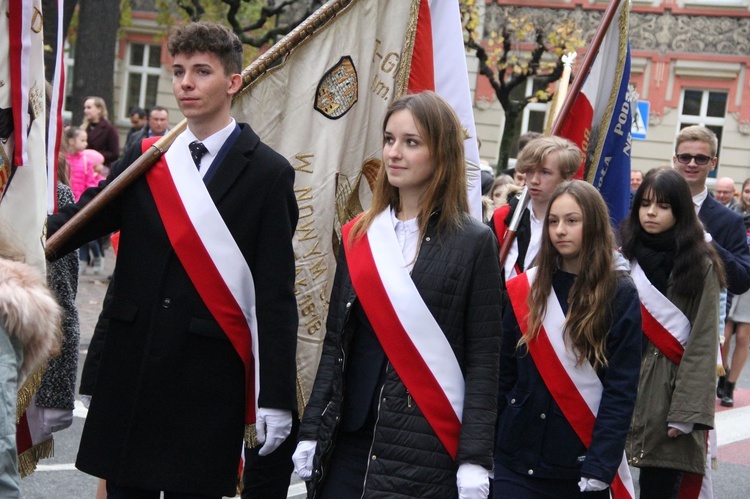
left=678, top=89, right=728, bottom=178
left=509, top=78, right=550, bottom=159
left=63, top=41, right=75, bottom=119
left=122, top=42, right=161, bottom=120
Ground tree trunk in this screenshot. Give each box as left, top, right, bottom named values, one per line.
left=70, top=0, right=121, bottom=126
left=496, top=107, right=521, bottom=176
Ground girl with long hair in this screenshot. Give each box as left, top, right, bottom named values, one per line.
left=80, top=96, right=119, bottom=167
left=292, top=91, right=503, bottom=498
left=496, top=181, right=641, bottom=498
left=622, top=168, right=725, bottom=497
left=720, top=177, right=750, bottom=406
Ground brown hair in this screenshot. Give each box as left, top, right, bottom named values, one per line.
left=350, top=91, right=468, bottom=240
left=515, top=135, right=581, bottom=179
left=675, top=125, right=718, bottom=158
left=741, top=178, right=750, bottom=212
left=168, top=22, right=243, bottom=75
left=520, top=180, right=617, bottom=370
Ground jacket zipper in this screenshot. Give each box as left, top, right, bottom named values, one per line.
left=312, top=342, right=347, bottom=499
left=360, top=361, right=388, bottom=499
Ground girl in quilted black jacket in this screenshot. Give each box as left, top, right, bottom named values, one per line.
left=293, top=91, right=503, bottom=499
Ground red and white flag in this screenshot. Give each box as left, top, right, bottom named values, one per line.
left=47, top=0, right=66, bottom=214
left=0, top=0, right=48, bottom=272
left=558, top=0, right=632, bottom=226
left=409, top=0, right=482, bottom=219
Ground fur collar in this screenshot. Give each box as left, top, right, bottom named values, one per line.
left=0, top=258, right=61, bottom=379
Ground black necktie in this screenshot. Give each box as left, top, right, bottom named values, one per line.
left=189, top=141, right=209, bottom=170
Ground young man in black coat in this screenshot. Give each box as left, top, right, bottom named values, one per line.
left=47, top=22, right=298, bottom=498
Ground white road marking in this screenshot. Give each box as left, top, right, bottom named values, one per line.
left=716, top=404, right=750, bottom=446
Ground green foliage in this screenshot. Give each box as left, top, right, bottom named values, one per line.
left=155, top=1, right=271, bottom=64
left=460, top=1, right=584, bottom=170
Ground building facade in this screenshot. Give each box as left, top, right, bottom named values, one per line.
left=64, top=0, right=178, bottom=148
left=65, top=0, right=750, bottom=189
left=471, top=0, right=750, bottom=189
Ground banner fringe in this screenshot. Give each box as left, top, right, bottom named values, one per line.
left=18, top=437, right=54, bottom=478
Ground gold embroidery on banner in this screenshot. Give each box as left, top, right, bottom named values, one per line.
left=314, top=56, right=358, bottom=119
left=395, top=0, right=422, bottom=97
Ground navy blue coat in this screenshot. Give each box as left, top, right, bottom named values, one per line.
left=494, top=271, right=642, bottom=486
left=699, top=194, right=750, bottom=295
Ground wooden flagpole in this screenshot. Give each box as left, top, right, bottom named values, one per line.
left=45, top=0, right=354, bottom=258
left=498, top=0, right=624, bottom=267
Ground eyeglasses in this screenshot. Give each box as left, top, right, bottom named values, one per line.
left=675, top=153, right=713, bottom=166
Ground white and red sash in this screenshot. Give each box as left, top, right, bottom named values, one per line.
left=630, top=262, right=690, bottom=365
left=507, top=268, right=634, bottom=499
left=342, top=209, right=464, bottom=459
left=142, top=136, right=259, bottom=425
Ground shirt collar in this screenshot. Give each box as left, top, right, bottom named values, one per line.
left=693, top=187, right=708, bottom=212
left=184, top=119, right=236, bottom=156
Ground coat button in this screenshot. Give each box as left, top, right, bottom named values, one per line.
left=425, top=236, right=431, bottom=242
left=162, top=298, right=171, bottom=308
left=510, top=398, right=516, bottom=404
left=346, top=302, right=352, bottom=308
left=540, top=413, right=546, bottom=420
left=371, top=455, right=377, bottom=460
left=528, top=469, right=534, bottom=475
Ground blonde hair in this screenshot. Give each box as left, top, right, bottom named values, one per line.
left=675, top=125, right=718, bottom=158
left=515, top=136, right=581, bottom=180
left=350, top=91, right=468, bottom=240
left=81, top=96, right=109, bottom=129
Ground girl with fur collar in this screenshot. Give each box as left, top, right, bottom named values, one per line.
left=0, top=238, right=61, bottom=497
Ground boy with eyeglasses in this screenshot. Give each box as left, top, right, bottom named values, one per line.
left=673, top=125, right=750, bottom=296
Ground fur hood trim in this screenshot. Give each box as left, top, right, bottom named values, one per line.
left=0, top=258, right=61, bottom=379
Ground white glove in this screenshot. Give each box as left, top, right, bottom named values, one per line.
left=255, top=408, right=292, bottom=456
left=292, top=440, right=317, bottom=480
left=579, top=477, right=608, bottom=492
left=41, top=407, right=74, bottom=435
left=457, top=463, right=490, bottom=499
left=80, top=395, right=92, bottom=409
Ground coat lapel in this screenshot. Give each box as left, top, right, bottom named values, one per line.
left=206, top=125, right=259, bottom=204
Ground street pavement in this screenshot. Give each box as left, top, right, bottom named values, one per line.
left=19, top=255, right=750, bottom=498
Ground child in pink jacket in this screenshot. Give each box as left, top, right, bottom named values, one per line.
left=64, top=128, right=105, bottom=273
left=65, top=128, right=105, bottom=202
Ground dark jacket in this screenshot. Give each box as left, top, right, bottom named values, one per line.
left=699, top=194, right=750, bottom=295
left=495, top=271, right=642, bottom=486
left=36, top=184, right=80, bottom=410
left=299, top=213, right=503, bottom=498
left=47, top=124, right=299, bottom=496
left=85, top=118, right=120, bottom=165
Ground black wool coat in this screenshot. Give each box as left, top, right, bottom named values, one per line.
left=47, top=124, right=299, bottom=496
